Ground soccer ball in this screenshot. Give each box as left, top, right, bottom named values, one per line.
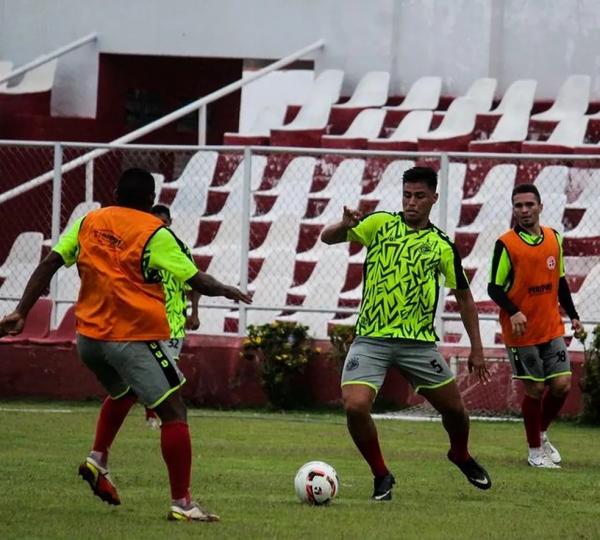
left=294, top=461, right=339, bottom=505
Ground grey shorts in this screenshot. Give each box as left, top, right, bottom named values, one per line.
left=341, top=336, right=454, bottom=393
left=77, top=334, right=186, bottom=408
left=507, top=337, right=571, bottom=382
left=165, top=337, right=184, bottom=360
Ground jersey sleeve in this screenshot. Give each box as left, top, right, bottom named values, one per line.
left=488, top=240, right=512, bottom=287
left=52, top=217, right=84, bottom=267
left=347, top=212, right=393, bottom=246
left=146, top=228, right=199, bottom=282
left=555, top=231, right=566, bottom=277
left=439, top=242, right=469, bottom=290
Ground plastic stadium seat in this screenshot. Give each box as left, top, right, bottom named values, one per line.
left=521, top=116, right=588, bottom=154
left=321, top=109, right=386, bottom=149
left=468, top=109, right=530, bottom=152
left=368, top=110, right=433, bottom=151
left=461, top=221, right=507, bottom=270
left=464, top=78, right=497, bottom=113
left=531, top=75, right=591, bottom=122
left=360, top=160, right=414, bottom=204
left=0, top=232, right=44, bottom=300
left=298, top=159, right=365, bottom=252
left=0, top=232, right=44, bottom=276
left=42, top=201, right=100, bottom=248
left=386, top=76, right=442, bottom=112
left=565, top=169, right=600, bottom=210
left=418, top=97, right=479, bottom=151
left=0, top=298, right=51, bottom=343
left=533, top=165, right=569, bottom=195
left=329, top=71, right=390, bottom=133
left=223, top=105, right=287, bottom=145
left=539, top=193, right=566, bottom=234
left=28, top=304, right=76, bottom=346
left=487, top=79, right=538, bottom=116
left=333, top=71, right=390, bottom=109
left=0, top=60, right=57, bottom=95
left=276, top=246, right=349, bottom=338
left=270, top=69, right=344, bottom=147
left=573, top=263, right=600, bottom=322
left=224, top=216, right=298, bottom=331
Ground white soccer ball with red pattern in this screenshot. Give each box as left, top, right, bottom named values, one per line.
left=294, top=461, right=339, bottom=505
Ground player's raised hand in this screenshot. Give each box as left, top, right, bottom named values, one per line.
left=224, top=286, right=253, bottom=305
left=467, top=349, right=491, bottom=385
left=342, top=206, right=362, bottom=229
left=0, top=311, right=26, bottom=337
left=510, top=311, right=527, bottom=337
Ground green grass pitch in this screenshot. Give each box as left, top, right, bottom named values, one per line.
left=1, top=401, right=599, bottom=539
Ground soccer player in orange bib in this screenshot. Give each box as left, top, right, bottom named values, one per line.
left=488, top=183, right=583, bottom=468
left=0, top=168, right=252, bottom=521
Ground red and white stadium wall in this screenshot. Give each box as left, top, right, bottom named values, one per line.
left=0, top=338, right=585, bottom=416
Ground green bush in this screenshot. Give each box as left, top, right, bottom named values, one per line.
left=241, top=321, right=319, bottom=410
left=328, top=324, right=355, bottom=370
left=580, top=325, right=600, bottom=425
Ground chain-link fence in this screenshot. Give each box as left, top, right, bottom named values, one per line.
left=1, top=142, right=599, bottom=347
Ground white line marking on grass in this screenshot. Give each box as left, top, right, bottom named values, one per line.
left=0, top=407, right=73, bottom=414
left=373, top=413, right=520, bottom=423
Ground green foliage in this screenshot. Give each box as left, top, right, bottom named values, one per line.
left=580, top=325, right=600, bottom=425
left=328, top=324, right=356, bottom=369
left=241, top=321, right=319, bottom=409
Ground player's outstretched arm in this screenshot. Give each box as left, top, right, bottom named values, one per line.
left=321, top=206, right=362, bottom=244
left=0, top=252, right=65, bottom=337
left=187, top=272, right=252, bottom=304
left=454, top=288, right=490, bottom=384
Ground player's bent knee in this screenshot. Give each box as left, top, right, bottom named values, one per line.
left=154, top=390, right=187, bottom=423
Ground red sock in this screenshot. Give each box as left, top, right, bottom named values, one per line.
left=522, top=395, right=542, bottom=448
left=161, top=421, right=192, bottom=501
left=92, top=393, right=137, bottom=456
left=541, top=391, right=567, bottom=432
left=145, top=407, right=158, bottom=420
left=355, top=437, right=389, bottom=477
left=447, top=426, right=470, bottom=463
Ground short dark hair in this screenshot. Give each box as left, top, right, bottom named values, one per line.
left=116, top=168, right=155, bottom=206
left=402, top=166, right=437, bottom=191
left=512, top=183, right=541, bottom=203
left=151, top=204, right=171, bottom=221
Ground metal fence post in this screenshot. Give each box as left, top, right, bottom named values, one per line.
left=238, top=146, right=252, bottom=335
left=49, top=143, right=63, bottom=330
left=435, top=153, right=450, bottom=339
left=85, top=159, right=94, bottom=202
left=198, top=105, right=207, bottom=146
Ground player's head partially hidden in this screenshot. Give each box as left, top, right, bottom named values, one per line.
left=511, top=183, right=543, bottom=231
left=151, top=204, right=172, bottom=227
left=402, top=166, right=439, bottom=229
left=115, top=168, right=156, bottom=212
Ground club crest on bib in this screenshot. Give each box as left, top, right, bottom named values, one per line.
left=546, top=256, right=556, bottom=270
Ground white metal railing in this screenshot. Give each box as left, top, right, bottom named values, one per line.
left=0, top=39, right=325, bottom=205
left=0, top=33, right=98, bottom=86
left=1, top=141, right=599, bottom=336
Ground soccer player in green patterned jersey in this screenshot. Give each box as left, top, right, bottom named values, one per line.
left=321, top=166, right=492, bottom=500
left=144, top=204, right=201, bottom=429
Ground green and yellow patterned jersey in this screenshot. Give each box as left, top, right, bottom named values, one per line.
left=348, top=212, right=469, bottom=341
left=149, top=234, right=196, bottom=340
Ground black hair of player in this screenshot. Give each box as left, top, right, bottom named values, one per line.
left=402, top=166, right=438, bottom=191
